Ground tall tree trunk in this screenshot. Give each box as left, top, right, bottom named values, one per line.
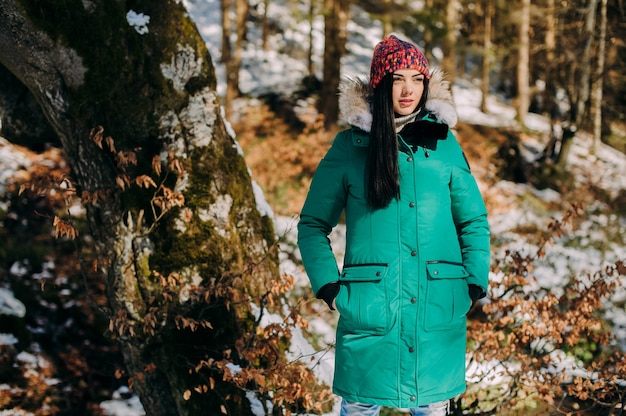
left=381, top=0, right=394, bottom=37
left=225, top=0, right=248, bottom=119
left=555, top=0, right=598, bottom=169
left=574, top=0, right=598, bottom=129
left=516, top=0, right=531, bottom=124
left=308, top=0, right=315, bottom=75
left=0, top=1, right=282, bottom=415
left=262, top=0, right=270, bottom=50
left=592, top=0, right=607, bottom=154
left=318, top=0, right=350, bottom=130
left=221, top=0, right=232, bottom=63
left=480, top=0, right=493, bottom=113
left=537, top=0, right=563, bottom=164
left=423, top=0, right=435, bottom=64
left=442, top=0, right=459, bottom=83
left=222, top=0, right=234, bottom=118
left=544, top=0, right=558, bottom=120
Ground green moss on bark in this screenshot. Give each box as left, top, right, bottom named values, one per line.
left=19, top=0, right=217, bottom=146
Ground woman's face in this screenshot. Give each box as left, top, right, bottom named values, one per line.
left=392, top=69, right=425, bottom=116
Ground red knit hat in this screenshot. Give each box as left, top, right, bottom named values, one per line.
left=369, top=35, right=430, bottom=90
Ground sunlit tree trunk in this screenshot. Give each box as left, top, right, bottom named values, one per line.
left=0, top=1, right=280, bottom=414
left=262, top=0, right=270, bottom=50
left=536, top=0, right=563, bottom=164
left=442, top=0, right=459, bottom=83
left=543, top=0, right=557, bottom=119
left=318, top=0, right=350, bottom=129
left=516, top=0, right=531, bottom=124
left=574, top=0, right=598, bottom=129
left=224, top=0, right=248, bottom=119
left=222, top=0, right=234, bottom=117
left=308, top=0, right=315, bottom=75
left=592, top=0, right=607, bottom=154
left=557, top=0, right=597, bottom=168
left=221, top=0, right=232, bottom=63
left=480, top=0, right=493, bottom=113
left=422, top=0, right=435, bottom=64
left=381, top=0, right=394, bottom=37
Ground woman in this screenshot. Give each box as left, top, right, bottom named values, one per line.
left=297, top=35, right=490, bottom=416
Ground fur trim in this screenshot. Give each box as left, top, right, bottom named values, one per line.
left=426, top=68, right=458, bottom=128
left=338, top=75, right=373, bottom=132
left=338, top=68, right=457, bottom=132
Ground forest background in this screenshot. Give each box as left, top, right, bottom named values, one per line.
left=0, top=0, right=625, bottom=415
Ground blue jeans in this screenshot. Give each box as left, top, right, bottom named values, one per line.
left=340, top=399, right=450, bottom=416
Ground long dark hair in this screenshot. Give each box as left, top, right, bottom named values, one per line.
left=367, top=74, right=429, bottom=209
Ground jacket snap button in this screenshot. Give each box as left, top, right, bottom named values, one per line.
left=409, top=347, right=415, bottom=353
left=410, top=251, right=417, bottom=256
left=410, top=396, right=416, bottom=401
left=407, top=157, right=413, bottom=162
left=356, top=139, right=362, bottom=143
left=411, top=297, right=416, bottom=304
left=434, top=270, right=439, bottom=275
left=409, top=202, right=415, bottom=208
left=376, top=271, right=381, bottom=276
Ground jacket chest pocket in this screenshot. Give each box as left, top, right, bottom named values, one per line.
left=423, top=261, right=471, bottom=332
left=335, top=263, right=393, bottom=335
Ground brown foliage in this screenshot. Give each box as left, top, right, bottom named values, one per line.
left=233, top=103, right=335, bottom=215
left=462, top=205, right=626, bottom=415
left=171, top=272, right=333, bottom=415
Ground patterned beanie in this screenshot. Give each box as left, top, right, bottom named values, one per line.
left=369, top=35, right=430, bottom=90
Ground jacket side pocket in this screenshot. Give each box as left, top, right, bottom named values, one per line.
left=336, top=263, right=392, bottom=335
left=423, top=261, right=471, bottom=332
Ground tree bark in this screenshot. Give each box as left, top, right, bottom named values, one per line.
left=262, top=0, right=270, bottom=50
left=308, top=0, right=315, bottom=74
left=575, top=0, right=598, bottom=129
left=222, top=0, right=233, bottom=63
left=592, top=0, right=607, bottom=154
left=380, top=0, right=394, bottom=37
left=224, top=0, right=248, bottom=119
left=480, top=0, right=493, bottom=113
left=0, top=1, right=279, bottom=415
left=542, top=0, right=559, bottom=125
left=318, top=0, right=350, bottom=130
left=516, top=0, right=531, bottom=124
left=421, top=0, right=435, bottom=65
left=442, top=0, right=459, bottom=83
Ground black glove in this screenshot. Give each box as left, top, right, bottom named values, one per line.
left=316, top=282, right=340, bottom=310
left=468, top=284, right=486, bottom=307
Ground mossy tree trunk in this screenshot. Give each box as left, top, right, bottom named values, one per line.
left=0, top=1, right=280, bottom=415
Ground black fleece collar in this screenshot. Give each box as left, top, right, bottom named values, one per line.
left=399, top=119, right=449, bottom=151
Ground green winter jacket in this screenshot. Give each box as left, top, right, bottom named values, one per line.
left=297, top=71, right=490, bottom=408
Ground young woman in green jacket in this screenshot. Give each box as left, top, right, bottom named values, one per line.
left=297, top=35, right=490, bottom=416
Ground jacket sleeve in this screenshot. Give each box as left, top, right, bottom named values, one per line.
left=448, top=132, right=491, bottom=295
left=297, top=131, right=350, bottom=297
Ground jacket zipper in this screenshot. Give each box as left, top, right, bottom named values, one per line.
left=425, top=260, right=464, bottom=266
left=343, top=262, right=389, bottom=268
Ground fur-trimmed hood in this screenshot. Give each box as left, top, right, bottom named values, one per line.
left=338, top=68, right=457, bottom=132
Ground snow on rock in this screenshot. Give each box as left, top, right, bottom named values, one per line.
left=0, top=333, right=18, bottom=346
left=100, top=394, right=145, bottom=416
left=0, top=287, right=26, bottom=318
